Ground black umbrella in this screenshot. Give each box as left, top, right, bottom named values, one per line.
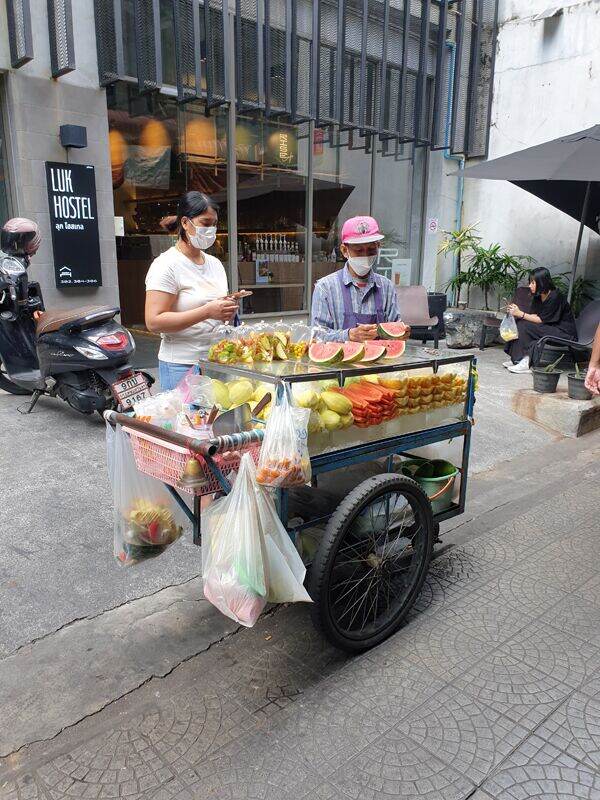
left=462, top=124, right=600, bottom=300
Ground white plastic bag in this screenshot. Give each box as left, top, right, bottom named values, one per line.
left=255, top=483, right=312, bottom=603
left=107, top=424, right=187, bottom=566
left=499, top=313, right=518, bottom=342
left=256, top=386, right=311, bottom=487
left=202, top=453, right=269, bottom=626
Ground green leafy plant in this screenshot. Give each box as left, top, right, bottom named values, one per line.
left=439, top=225, right=535, bottom=310
left=543, top=354, right=564, bottom=374
left=551, top=274, right=596, bottom=317
left=574, top=362, right=581, bottom=378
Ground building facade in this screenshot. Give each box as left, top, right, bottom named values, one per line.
left=0, top=0, right=497, bottom=321
left=434, top=0, right=600, bottom=294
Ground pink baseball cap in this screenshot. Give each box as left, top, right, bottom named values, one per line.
left=341, top=215, right=385, bottom=245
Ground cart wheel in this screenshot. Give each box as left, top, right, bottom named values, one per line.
left=308, top=473, right=435, bottom=653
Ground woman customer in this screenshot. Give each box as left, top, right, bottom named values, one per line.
left=145, top=192, right=239, bottom=390
left=504, top=267, right=577, bottom=374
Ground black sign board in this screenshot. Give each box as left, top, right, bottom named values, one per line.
left=45, top=162, right=102, bottom=288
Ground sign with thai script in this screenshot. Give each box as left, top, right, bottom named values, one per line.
left=45, top=162, right=102, bottom=288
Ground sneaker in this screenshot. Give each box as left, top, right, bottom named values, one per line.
left=508, top=357, right=530, bottom=374
left=502, top=360, right=514, bottom=369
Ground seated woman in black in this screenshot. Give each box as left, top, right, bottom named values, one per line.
left=504, top=267, right=577, bottom=373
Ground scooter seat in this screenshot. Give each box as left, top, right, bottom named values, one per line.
left=36, top=306, right=120, bottom=336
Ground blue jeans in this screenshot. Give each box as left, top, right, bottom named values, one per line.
left=158, top=360, right=199, bottom=391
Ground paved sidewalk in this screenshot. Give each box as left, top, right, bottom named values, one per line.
left=2, top=453, right=599, bottom=799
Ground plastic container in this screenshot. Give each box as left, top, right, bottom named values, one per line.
left=567, top=373, right=592, bottom=401
left=532, top=368, right=561, bottom=394
left=400, top=459, right=458, bottom=514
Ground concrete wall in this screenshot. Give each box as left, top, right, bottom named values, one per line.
left=424, top=0, right=600, bottom=300
left=0, top=0, right=118, bottom=310
left=464, top=0, right=600, bottom=282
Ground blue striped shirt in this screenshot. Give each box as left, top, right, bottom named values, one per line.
left=311, top=265, right=400, bottom=341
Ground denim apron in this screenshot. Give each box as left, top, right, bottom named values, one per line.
left=337, top=269, right=386, bottom=328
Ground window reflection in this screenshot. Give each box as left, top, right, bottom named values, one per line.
left=235, top=118, right=308, bottom=315
left=107, top=83, right=229, bottom=327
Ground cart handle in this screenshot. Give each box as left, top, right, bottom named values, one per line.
left=103, top=410, right=264, bottom=456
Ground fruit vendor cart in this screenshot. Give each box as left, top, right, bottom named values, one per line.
left=106, top=344, right=476, bottom=652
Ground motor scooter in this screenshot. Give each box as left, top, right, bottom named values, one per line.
left=0, top=251, right=153, bottom=415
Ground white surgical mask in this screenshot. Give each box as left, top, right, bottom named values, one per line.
left=348, top=255, right=376, bottom=276
left=189, top=225, right=217, bottom=250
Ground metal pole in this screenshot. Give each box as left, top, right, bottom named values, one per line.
left=569, top=180, right=591, bottom=303
left=305, top=118, right=315, bottom=315
left=226, top=9, right=239, bottom=292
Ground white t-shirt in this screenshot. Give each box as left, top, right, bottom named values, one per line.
left=145, top=246, right=229, bottom=364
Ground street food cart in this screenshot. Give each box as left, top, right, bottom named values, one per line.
left=106, top=344, right=476, bottom=652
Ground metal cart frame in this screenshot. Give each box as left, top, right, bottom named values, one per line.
left=107, top=350, right=476, bottom=651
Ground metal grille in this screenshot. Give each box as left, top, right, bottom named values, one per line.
left=202, top=0, right=229, bottom=106
left=47, top=0, right=75, bottom=77
left=7, top=0, right=33, bottom=68
left=294, top=36, right=312, bottom=118
left=467, top=0, right=498, bottom=157
left=451, top=0, right=474, bottom=153
left=413, top=0, right=430, bottom=143
left=430, top=0, right=448, bottom=148
left=264, top=0, right=290, bottom=113
left=173, top=0, right=202, bottom=102
left=133, top=0, right=162, bottom=93
left=94, top=0, right=125, bottom=85
left=236, top=0, right=262, bottom=108
left=341, top=3, right=362, bottom=129
left=317, top=0, right=340, bottom=125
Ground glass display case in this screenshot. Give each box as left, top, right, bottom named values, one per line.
left=199, top=345, right=474, bottom=457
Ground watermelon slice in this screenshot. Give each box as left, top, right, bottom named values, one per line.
left=309, top=342, right=344, bottom=365
left=372, top=339, right=406, bottom=359
left=377, top=321, right=411, bottom=340
left=361, top=343, right=386, bottom=363
left=341, top=342, right=365, bottom=363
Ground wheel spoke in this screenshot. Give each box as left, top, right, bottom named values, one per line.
left=323, top=481, right=432, bottom=644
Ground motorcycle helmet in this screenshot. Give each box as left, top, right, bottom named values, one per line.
left=1, top=217, right=41, bottom=257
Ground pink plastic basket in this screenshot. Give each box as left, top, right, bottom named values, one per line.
left=125, top=427, right=260, bottom=496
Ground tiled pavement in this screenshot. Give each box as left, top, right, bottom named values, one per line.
left=2, top=478, right=600, bottom=799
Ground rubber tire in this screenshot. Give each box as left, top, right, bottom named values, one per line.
left=308, top=473, right=435, bottom=653
left=0, top=359, right=32, bottom=395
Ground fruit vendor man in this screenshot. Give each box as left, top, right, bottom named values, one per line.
left=310, top=216, right=401, bottom=342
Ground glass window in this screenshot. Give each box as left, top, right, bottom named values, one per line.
left=371, top=141, right=425, bottom=286
left=312, top=128, right=373, bottom=287
left=107, top=84, right=229, bottom=326
left=235, top=118, right=309, bottom=316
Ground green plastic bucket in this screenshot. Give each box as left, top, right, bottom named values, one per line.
left=400, top=459, right=459, bottom=514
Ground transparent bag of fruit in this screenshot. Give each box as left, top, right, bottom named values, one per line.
left=255, top=478, right=312, bottom=604
left=499, top=313, right=519, bottom=342
left=257, top=384, right=311, bottom=487
left=288, top=322, right=312, bottom=359
left=133, top=390, right=183, bottom=427
left=107, top=424, right=187, bottom=567
left=202, top=453, right=268, bottom=626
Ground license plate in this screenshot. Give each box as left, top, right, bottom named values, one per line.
left=112, top=373, right=151, bottom=409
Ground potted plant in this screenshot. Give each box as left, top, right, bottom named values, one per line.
left=567, top=362, right=592, bottom=401
left=532, top=355, right=564, bottom=394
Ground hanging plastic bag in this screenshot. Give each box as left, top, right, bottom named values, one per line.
left=108, top=424, right=187, bottom=566
left=254, top=480, right=312, bottom=603
left=202, top=453, right=268, bottom=626
left=499, top=313, right=519, bottom=342
left=256, top=385, right=311, bottom=487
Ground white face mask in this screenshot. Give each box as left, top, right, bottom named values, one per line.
left=189, top=225, right=217, bottom=250
left=348, top=255, right=376, bottom=277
